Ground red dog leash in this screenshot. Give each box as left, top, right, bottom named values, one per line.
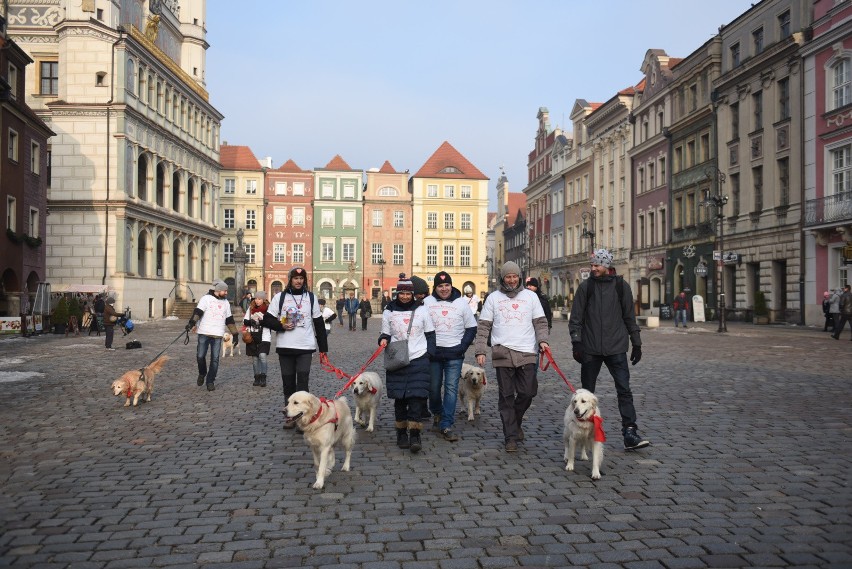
left=539, top=346, right=577, bottom=393
left=321, top=344, right=385, bottom=399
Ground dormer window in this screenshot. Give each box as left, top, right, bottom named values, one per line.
left=439, top=166, right=460, bottom=174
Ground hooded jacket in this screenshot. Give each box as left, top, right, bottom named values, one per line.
left=422, top=286, right=477, bottom=361
left=569, top=272, right=641, bottom=356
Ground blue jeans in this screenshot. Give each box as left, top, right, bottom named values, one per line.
left=675, top=309, right=687, bottom=327
left=252, top=352, right=268, bottom=376
left=429, top=358, right=463, bottom=430
left=579, top=352, right=637, bottom=429
left=196, top=335, right=222, bottom=384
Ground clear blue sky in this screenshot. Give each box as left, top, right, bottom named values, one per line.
left=206, top=0, right=753, bottom=209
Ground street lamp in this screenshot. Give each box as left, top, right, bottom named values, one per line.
left=701, top=167, right=729, bottom=333
left=377, top=258, right=386, bottom=292
left=581, top=209, right=596, bottom=252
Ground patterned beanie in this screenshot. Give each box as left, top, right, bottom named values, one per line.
left=396, top=273, right=414, bottom=292
left=590, top=248, right=614, bottom=268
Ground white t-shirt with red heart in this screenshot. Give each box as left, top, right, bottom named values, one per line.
left=422, top=295, right=477, bottom=347
left=381, top=305, right=434, bottom=360
left=479, top=288, right=545, bottom=354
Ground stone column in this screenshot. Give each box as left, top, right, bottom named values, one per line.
left=233, top=228, right=247, bottom=305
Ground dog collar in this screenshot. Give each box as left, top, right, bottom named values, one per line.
left=308, top=397, right=339, bottom=428
left=579, top=415, right=607, bottom=443
left=368, top=386, right=377, bottom=395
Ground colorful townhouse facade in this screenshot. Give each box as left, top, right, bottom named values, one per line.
left=523, top=108, right=560, bottom=288
left=363, top=161, right=411, bottom=298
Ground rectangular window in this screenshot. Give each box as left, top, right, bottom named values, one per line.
left=274, top=182, right=286, bottom=195
left=444, top=185, right=455, bottom=198
left=700, top=133, right=710, bottom=162
left=460, top=245, right=471, bottom=267
left=778, top=10, right=790, bottom=39
left=8, top=129, right=18, bottom=162
left=427, top=184, right=438, bottom=198
left=224, top=178, right=235, bottom=194
left=753, top=166, right=763, bottom=212
left=779, top=78, right=790, bottom=120
left=427, top=212, right=437, bottom=229
left=7, top=64, right=17, bottom=100
left=393, top=210, right=404, bottom=228
left=730, top=102, right=739, bottom=138
left=274, top=206, right=287, bottom=225
left=833, top=60, right=851, bottom=110
left=778, top=157, right=789, bottom=206
left=460, top=212, right=472, bottom=230
left=292, top=182, right=305, bottom=196
left=444, top=212, right=454, bottom=230
left=731, top=173, right=741, bottom=216
left=6, top=196, right=16, bottom=231
left=753, top=26, right=764, bottom=55
left=659, top=157, right=666, bottom=181
left=245, top=180, right=257, bottom=195
left=393, top=244, right=404, bottom=265
left=371, top=243, right=384, bottom=264
left=292, top=243, right=304, bottom=263
left=730, top=43, right=740, bottom=67
left=322, top=209, right=335, bottom=227
left=321, top=182, right=334, bottom=198
left=443, top=245, right=454, bottom=267
left=686, top=140, right=695, bottom=167
left=321, top=240, right=334, bottom=262
left=372, top=209, right=383, bottom=227
left=343, top=183, right=355, bottom=199
left=686, top=192, right=695, bottom=226
left=273, top=243, right=286, bottom=263
left=245, top=210, right=256, bottom=229
left=342, top=241, right=355, bottom=262
left=223, top=243, right=234, bottom=263
left=342, top=210, right=355, bottom=227
left=674, top=147, right=683, bottom=173
left=831, top=144, right=852, bottom=194
left=245, top=243, right=256, bottom=264
left=753, top=91, right=763, bottom=130
left=674, top=196, right=683, bottom=229
left=224, top=208, right=234, bottom=229
left=426, top=244, right=437, bottom=266
left=461, top=185, right=472, bottom=198
left=292, top=207, right=305, bottom=226
left=29, top=207, right=38, bottom=238
left=40, top=61, right=58, bottom=95
left=31, top=142, right=40, bottom=174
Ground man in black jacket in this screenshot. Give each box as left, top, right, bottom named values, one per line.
left=569, top=249, right=649, bottom=450
left=525, top=277, right=552, bottom=331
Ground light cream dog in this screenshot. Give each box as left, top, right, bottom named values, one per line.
left=351, top=371, right=382, bottom=432
left=284, top=391, right=355, bottom=489
left=459, top=363, right=487, bottom=421
left=563, top=388, right=604, bottom=480
left=110, top=355, right=170, bottom=407
left=222, top=332, right=240, bottom=357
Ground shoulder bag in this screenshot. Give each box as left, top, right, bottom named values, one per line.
left=384, top=311, right=415, bottom=372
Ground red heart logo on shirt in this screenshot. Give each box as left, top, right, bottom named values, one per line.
left=403, top=318, right=410, bottom=324
left=442, top=310, right=448, bottom=316
left=512, top=304, right=519, bottom=309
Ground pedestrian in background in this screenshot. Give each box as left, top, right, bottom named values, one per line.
left=569, top=248, right=649, bottom=450
left=185, top=280, right=239, bottom=391
left=103, top=296, right=119, bottom=351
left=423, top=271, right=477, bottom=442
left=831, top=285, right=852, bottom=341
left=93, top=294, right=105, bottom=336
left=344, top=291, right=359, bottom=331
left=673, top=290, right=690, bottom=328
left=411, top=275, right=430, bottom=303
left=380, top=274, right=435, bottom=453
left=525, top=277, right=553, bottom=331
left=474, top=261, right=549, bottom=453
left=335, top=294, right=345, bottom=327
left=381, top=290, right=391, bottom=311
left=829, top=288, right=842, bottom=335
left=822, top=291, right=834, bottom=332
left=319, top=298, right=336, bottom=336
left=244, top=291, right=271, bottom=387
left=358, top=295, right=372, bottom=330
left=464, top=286, right=481, bottom=318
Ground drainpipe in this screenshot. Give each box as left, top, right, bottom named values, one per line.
left=103, top=26, right=124, bottom=285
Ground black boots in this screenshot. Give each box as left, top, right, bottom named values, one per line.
left=259, top=374, right=266, bottom=387
left=253, top=374, right=267, bottom=387
left=253, top=375, right=261, bottom=386
left=408, top=421, right=422, bottom=453
left=395, top=421, right=409, bottom=449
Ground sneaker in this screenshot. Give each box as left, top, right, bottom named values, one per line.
left=505, top=439, right=518, bottom=452
left=441, top=429, right=459, bottom=442
left=623, top=426, right=649, bottom=450
left=431, top=415, right=441, bottom=431
left=106, top=347, right=115, bottom=351
left=206, top=383, right=215, bottom=392
left=197, top=375, right=205, bottom=386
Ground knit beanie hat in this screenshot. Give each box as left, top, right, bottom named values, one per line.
left=289, top=266, right=306, bottom=280
left=525, top=277, right=539, bottom=288
left=213, top=280, right=228, bottom=292
left=254, top=290, right=268, bottom=300
left=411, top=275, right=429, bottom=296
left=590, top=248, right=614, bottom=268
left=434, top=271, right=452, bottom=287
left=500, top=261, right=521, bottom=280
left=396, top=273, right=414, bottom=292
left=106, top=296, right=116, bottom=305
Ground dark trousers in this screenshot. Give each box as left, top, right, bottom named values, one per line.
left=833, top=315, right=852, bottom=339
left=824, top=313, right=834, bottom=331
left=580, top=352, right=637, bottom=429
left=348, top=313, right=357, bottom=330
left=394, top=397, right=427, bottom=423
left=361, top=316, right=369, bottom=330
left=495, top=364, right=538, bottom=442
left=104, top=325, right=114, bottom=348
left=279, top=352, right=312, bottom=400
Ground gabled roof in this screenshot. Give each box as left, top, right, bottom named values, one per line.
left=507, top=192, right=527, bottom=226
left=219, top=144, right=262, bottom=170
left=322, top=154, right=354, bottom=171
left=276, top=159, right=307, bottom=173
left=414, top=141, right=488, bottom=180
left=379, top=160, right=399, bottom=174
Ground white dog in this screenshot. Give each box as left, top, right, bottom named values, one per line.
left=351, top=371, right=382, bottom=432
left=222, top=332, right=240, bottom=357
left=459, top=363, right=487, bottom=421
left=110, top=355, right=170, bottom=407
left=563, top=388, right=604, bottom=480
left=284, top=391, right=355, bottom=489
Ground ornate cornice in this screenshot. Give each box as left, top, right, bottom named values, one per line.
left=126, top=24, right=208, bottom=102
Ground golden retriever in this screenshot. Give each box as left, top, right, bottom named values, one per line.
left=351, top=371, right=382, bottom=432
left=459, top=363, right=487, bottom=421
left=284, top=391, right=355, bottom=489
left=222, top=332, right=240, bottom=357
left=110, top=355, right=170, bottom=407
left=563, top=388, right=604, bottom=480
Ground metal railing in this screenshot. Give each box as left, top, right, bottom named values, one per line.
left=804, top=190, right=852, bottom=227
left=167, top=282, right=196, bottom=302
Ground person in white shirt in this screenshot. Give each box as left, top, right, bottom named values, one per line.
left=260, top=267, right=328, bottom=429
left=474, top=262, right=549, bottom=452
left=318, top=298, right=336, bottom=335
left=422, top=271, right=477, bottom=442
left=186, top=280, right=240, bottom=391
left=379, top=274, right=436, bottom=453
left=464, top=286, right=481, bottom=317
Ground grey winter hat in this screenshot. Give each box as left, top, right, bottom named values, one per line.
left=254, top=290, right=268, bottom=300
left=213, top=280, right=228, bottom=292
left=590, top=248, right=614, bottom=268
left=500, top=261, right=521, bottom=279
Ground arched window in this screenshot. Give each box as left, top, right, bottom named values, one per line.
left=378, top=186, right=398, bottom=196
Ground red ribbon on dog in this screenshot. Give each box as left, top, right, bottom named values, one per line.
left=320, top=345, right=385, bottom=399
left=539, top=346, right=577, bottom=393
left=581, top=415, right=607, bottom=442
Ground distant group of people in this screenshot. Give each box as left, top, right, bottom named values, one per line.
left=823, top=285, right=852, bottom=340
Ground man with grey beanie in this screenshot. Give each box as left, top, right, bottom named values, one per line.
left=186, top=279, right=240, bottom=391
left=474, top=261, right=549, bottom=452
left=569, top=249, right=649, bottom=450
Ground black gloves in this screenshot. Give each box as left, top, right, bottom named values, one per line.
left=630, top=345, right=642, bottom=366
left=232, top=334, right=238, bottom=347
left=572, top=342, right=583, bottom=364
left=185, top=320, right=194, bottom=332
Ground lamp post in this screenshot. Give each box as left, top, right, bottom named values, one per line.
left=378, top=258, right=386, bottom=293
left=581, top=208, right=596, bottom=252
left=701, top=168, right=729, bottom=333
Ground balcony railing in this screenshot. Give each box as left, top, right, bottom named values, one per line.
left=804, top=190, right=852, bottom=227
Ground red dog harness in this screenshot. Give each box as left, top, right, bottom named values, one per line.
left=307, top=397, right=339, bottom=430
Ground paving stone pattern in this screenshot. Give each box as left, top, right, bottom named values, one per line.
left=1, top=318, right=851, bottom=568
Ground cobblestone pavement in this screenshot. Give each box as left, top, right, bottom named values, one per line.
left=1, top=317, right=851, bottom=568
